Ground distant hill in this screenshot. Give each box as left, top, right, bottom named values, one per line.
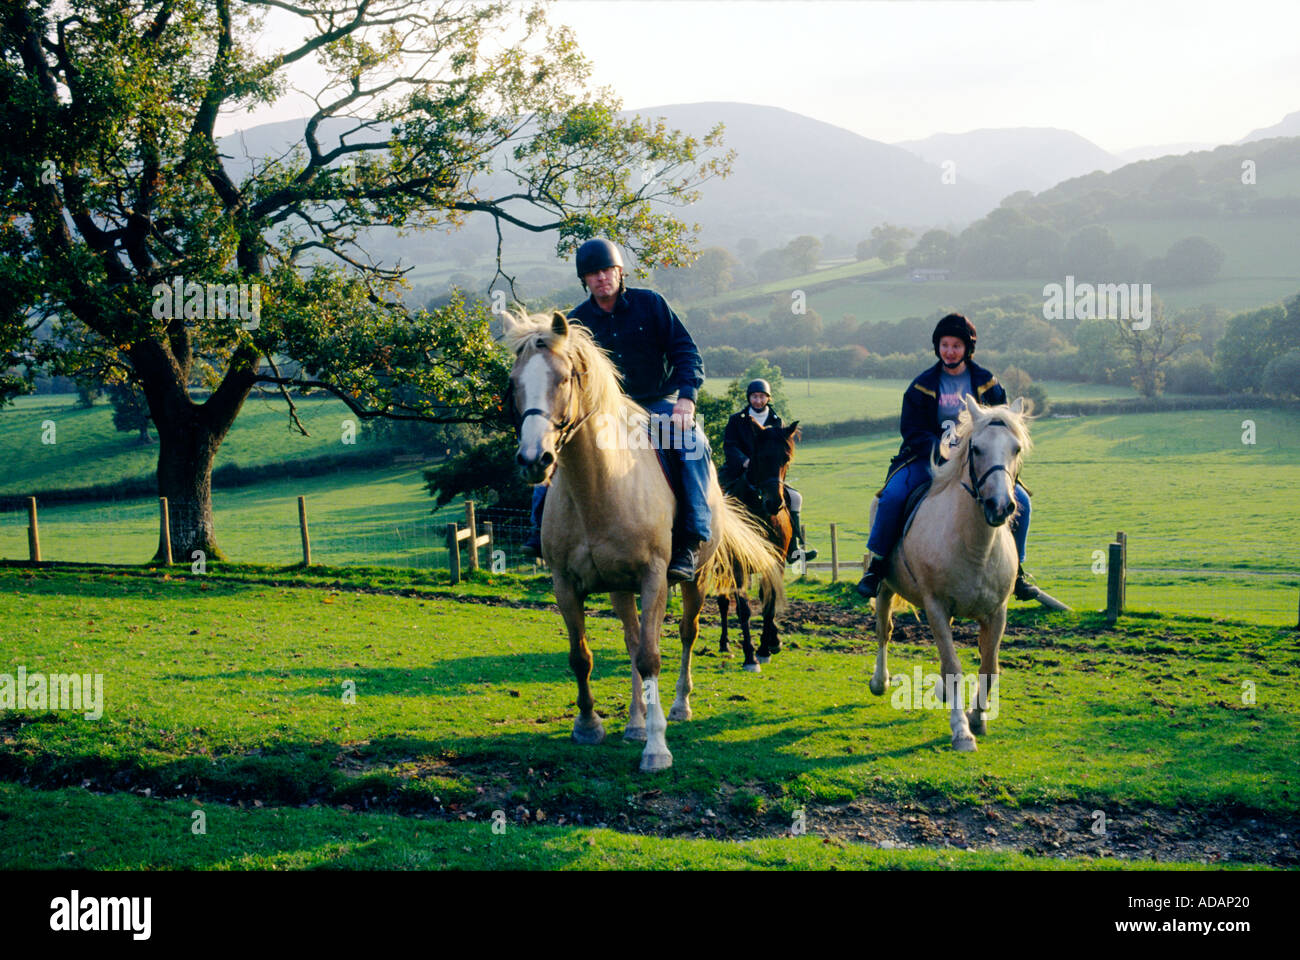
left=217, top=104, right=1002, bottom=269
left=1238, top=109, right=1300, bottom=143
left=621, top=102, right=1000, bottom=245
left=1030, top=137, right=1300, bottom=213
left=1113, top=141, right=1216, bottom=164
left=894, top=127, right=1120, bottom=199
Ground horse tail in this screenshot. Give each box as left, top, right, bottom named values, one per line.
left=700, top=494, right=785, bottom=614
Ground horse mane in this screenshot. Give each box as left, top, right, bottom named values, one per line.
left=929, top=399, right=1033, bottom=495
left=503, top=309, right=646, bottom=426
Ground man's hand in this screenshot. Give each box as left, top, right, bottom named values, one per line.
left=672, top=397, right=695, bottom=425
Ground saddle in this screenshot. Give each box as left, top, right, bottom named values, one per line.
left=900, top=479, right=932, bottom=541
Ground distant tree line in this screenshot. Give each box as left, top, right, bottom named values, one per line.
left=694, top=291, right=1300, bottom=401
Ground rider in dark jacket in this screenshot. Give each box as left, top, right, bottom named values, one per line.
left=720, top=379, right=817, bottom=563
left=524, top=238, right=712, bottom=583
left=856, top=313, right=1036, bottom=601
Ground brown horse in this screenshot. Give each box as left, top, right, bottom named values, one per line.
left=717, top=419, right=797, bottom=672
left=504, top=309, right=782, bottom=772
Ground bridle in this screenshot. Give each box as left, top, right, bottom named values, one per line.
left=516, top=363, right=594, bottom=456
left=960, top=418, right=1015, bottom=507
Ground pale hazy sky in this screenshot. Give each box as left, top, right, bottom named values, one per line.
left=219, top=0, right=1300, bottom=153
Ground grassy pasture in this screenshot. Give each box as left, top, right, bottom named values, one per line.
left=1, top=564, right=1295, bottom=869
left=0, top=392, right=401, bottom=498
left=797, top=275, right=1300, bottom=326
left=702, top=377, right=1148, bottom=424
left=3, top=408, right=1297, bottom=625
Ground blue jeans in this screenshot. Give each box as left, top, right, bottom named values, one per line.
left=530, top=399, right=713, bottom=546
left=867, top=459, right=1030, bottom=563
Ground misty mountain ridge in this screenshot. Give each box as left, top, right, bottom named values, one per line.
left=893, top=127, right=1121, bottom=199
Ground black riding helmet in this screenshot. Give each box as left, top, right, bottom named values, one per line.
left=746, top=379, right=771, bottom=398
left=575, top=238, right=625, bottom=291
left=932, top=313, right=977, bottom=361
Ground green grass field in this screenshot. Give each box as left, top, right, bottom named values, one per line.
left=0, top=392, right=402, bottom=497
left=3, top=408, right=1297, bottom=625
left=703, top=377, right=1148, bottom=424
left=796, top=275, right=1300, bottom=326
left=788, top=409, right=1300, bottom=625
left=0, top=463, right=469, bottom=569
left=683, top=256, right=892, bottom=311
left=1, top=564, right=1294, bottom=868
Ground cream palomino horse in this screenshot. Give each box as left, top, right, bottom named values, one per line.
left=867, top=394, right=1032, bottom=751
left=504, top=310, right=782, bottom=772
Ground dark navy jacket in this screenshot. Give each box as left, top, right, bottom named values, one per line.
left=892, top=359, right=1006, bottom=471
left=568, top=288, right=704, bottom=404
left=721, top=408, right=783, bottom=487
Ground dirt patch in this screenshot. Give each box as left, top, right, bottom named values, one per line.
left=436, top=772, right=1300, bottom=867
left=310, top=749, right=1299, bottom=867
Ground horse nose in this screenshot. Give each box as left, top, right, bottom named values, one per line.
left=516, top=450, right=554, bottom=468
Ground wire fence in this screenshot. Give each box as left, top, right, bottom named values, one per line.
left=0, top=497, right=542, bottom=574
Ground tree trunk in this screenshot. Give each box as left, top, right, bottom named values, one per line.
left=129, top=327, right=259, bottom=565
left=153, top=416, right=225, bottom=563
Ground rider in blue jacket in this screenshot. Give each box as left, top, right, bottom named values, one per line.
left=856, top=313, right=1037, bottom=601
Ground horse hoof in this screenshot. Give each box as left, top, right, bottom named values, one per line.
left=967, top=713, right=987, bottom=736
left=668, top=704, right=692, bottom=722
left=639, top=749, right=673, bottom=772
left=572, top=718, right=605, bottom=745
left=623, top=725, right=647, bottom=742
left=869, top=674, right=889, bottom=696
left=756, top=655, right=770, bottom=664
left=952, top=735, right=977, bottom=752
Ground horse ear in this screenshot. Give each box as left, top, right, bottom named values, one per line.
left=785, top=420, right=800, bottom=434
left=1009, top=396, right=1025, bottom=415
left=963, top=393, right=981, bottom=418
left=500, top=309, right=520, bottom=338
left=550, top=311, right=569, bottom=338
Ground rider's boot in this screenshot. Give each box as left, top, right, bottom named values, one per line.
left=668, top=539, right=701, bottom=584
left=786, top=510, right=818, bottom=562
left=1013, top=563, right=1039, bottom=601
left=856, top=553, right=889, bottom=599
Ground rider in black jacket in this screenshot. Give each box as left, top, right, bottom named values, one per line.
left=720, top=379, right=817, bottom=563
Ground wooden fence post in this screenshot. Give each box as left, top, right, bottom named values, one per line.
left=465, top=500, right=479, bottom=571
left=483, top=522, right=494, bottom=570
left=159, top=497, right=173, bottom=565
left=446, top=522, right=461, bottom=585
left=27, top=497, right=40, bottom=563
left=298, top=496, right=312, bottom=566
left=1106, top=542, right=1123, bottom=623
left=829, top=523, right=839, bottom=581
left=1116, top=530, right=1127, bottom=610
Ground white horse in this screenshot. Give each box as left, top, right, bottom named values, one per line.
left=867, top=394, right=1032, bottom=751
